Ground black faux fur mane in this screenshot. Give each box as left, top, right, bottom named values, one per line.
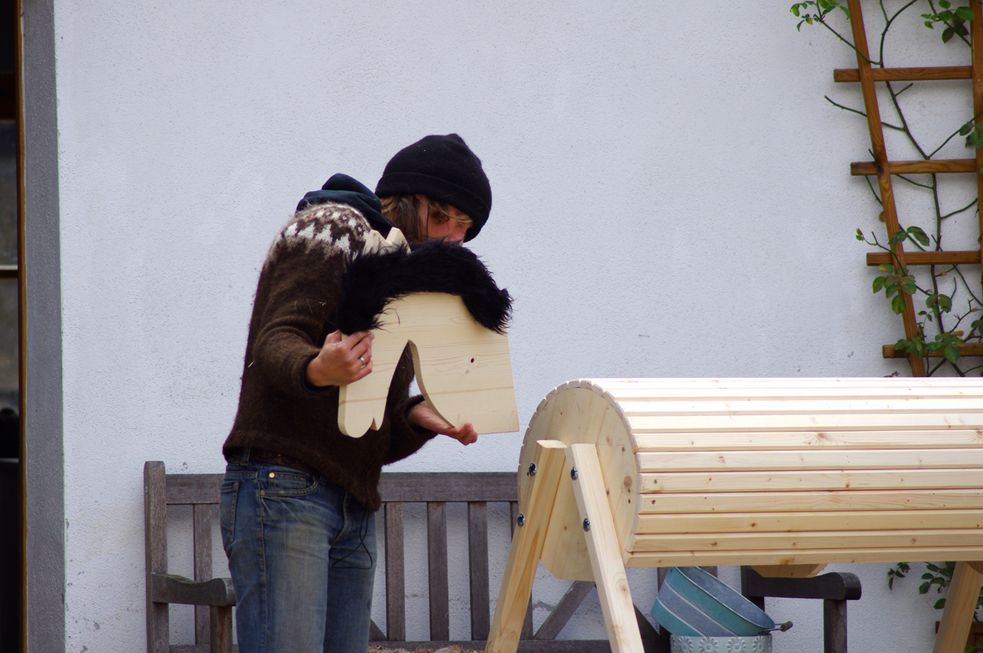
left=334, top=240, right=512, bottom=335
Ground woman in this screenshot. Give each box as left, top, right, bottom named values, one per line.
left=220, top=134, right=492, bottom=652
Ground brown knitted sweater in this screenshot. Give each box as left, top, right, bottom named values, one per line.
left=222, top=202, right=437, bottom=510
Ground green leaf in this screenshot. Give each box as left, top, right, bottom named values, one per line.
left=956, top=7, right=975, bottom=22
left=939, top=294, right=953, bottom=312
left=943, top=26, right=955, bottom=42
left=960, top=121, right=974, bottom=136
left=892, top=294, right=907, bottom=314
left=935, top=598, right=947, bottom=609
left=920, top=581, right=931, bottom=593
left=872, top=276, right=886, bottom=293
left=945, top=345, right=960, bottom=364
left=907, top=225, right=930, bottom=246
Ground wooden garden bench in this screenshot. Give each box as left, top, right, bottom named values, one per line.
left=145, top=459, right=858, bottom=652
left=487, top=377, right=983, bottom=653
left=145, top=462, right=618, bottom=652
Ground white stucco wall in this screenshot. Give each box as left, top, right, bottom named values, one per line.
left=49, top=2, right=971, bottom=651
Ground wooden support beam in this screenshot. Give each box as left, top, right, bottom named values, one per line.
left=851, top=159, right=977, bottom=175
left=882, top=343, right=983, bottom=359
left=566, top=444, right=644, bottom=653
left=834, top=66, right=972, bottom=82
left=972, top=0, right=983, bottom=284
left=933, top=561, right=983, bottom=653
left=866, top=250, right=981, bottom=266
left=848, top=0, right=924, bottom=375
left=486, top=441, right=567, bottom=653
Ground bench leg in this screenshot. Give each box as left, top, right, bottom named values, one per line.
left=933, top=561, right=983, bottom=653
left=210, top=605, right=233, bottom=653
left=823, top=598, right=847, bottom=653
left=566, top=444, right=644, bottom=653
left=487, top=441, right=567, bottom=653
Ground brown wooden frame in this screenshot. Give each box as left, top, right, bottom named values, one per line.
left=144, top=461, right=860, bottom=653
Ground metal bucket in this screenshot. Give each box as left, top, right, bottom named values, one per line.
left=653, top=567, right=782, bottom=636
left=671, top=635, right=772, bottom=653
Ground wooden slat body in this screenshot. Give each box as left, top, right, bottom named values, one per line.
left=518, top=378, right=983, bottom=575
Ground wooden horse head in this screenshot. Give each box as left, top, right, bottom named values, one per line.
left=338, top=291, right=518, bottom=437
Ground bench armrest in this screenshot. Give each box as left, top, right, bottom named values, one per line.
left=741, top=567, right=862, bottom=601
left=150, top=573, right=236, bottom=607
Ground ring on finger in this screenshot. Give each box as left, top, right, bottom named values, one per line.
left=359, top=355, right=366, bottom=367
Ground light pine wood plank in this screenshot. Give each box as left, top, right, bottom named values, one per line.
left=566, top=444, right=644, bottom=653
left=934, top=561, right=983, bottom=653
left=749, top=564, right=828, bottom=578
left=617, top=398, right=983, bottom=416
left=589, top=377, right=983, bottom=391
left=627, top=411, right=983, bottom=433
left=631, top=529, right=983, bottom=552
left=487, top=441, right=567, bottom=653
left=635, top=430, right=983, bottom=451
left=640, top=489, right=983, bottom=514
left=640, top=468, right=983, bottom=493
left=339, top=292, right=518, bottom=437
left=637, top=510, right=983, bottom=534
left=638, top=448, right=983, bottom=472
left=626, top=547, right=983, bottom=568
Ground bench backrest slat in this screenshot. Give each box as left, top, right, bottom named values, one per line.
left=426, top=501, right=450, bottom=640
left=383, top=502, right=406, bottom=641
left=467, top=501, right=490, bottom=640
left=193, top=503, right=216, bottom=646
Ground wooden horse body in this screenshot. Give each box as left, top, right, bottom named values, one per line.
left=488, top=377, right=983, bottom=653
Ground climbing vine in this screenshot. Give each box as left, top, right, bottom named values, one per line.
left=793, top=0, right=983, bottom=376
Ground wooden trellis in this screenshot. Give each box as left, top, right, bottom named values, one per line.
left=840, top=0, right=983, bottom=375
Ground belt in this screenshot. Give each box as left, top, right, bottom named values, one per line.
left=231, top=447, right=321, bottom=478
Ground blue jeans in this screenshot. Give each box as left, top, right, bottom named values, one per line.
left=220, top=461, right=377, bottom=653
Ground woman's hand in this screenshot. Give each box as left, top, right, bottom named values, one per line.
left=407, top=402, right=478, bottom=445
left=305, top=330, right=373, bottom=387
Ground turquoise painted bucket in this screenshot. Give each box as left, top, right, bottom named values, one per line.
left=652, top=567, right=791, bottom=637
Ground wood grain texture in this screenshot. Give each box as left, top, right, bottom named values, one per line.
left=866, top=250, right=982, bottom=266
left=566, top=444, right=644, bottom=653
left=850, top=159, right=976, bottom=175
left=487, top=442, right=567, bottom=653
left=427, top=502, right=450, bottom=641
left=339, top=292, right=518, bottom=437
left=933, top=562, right=983, bottom=653
left=834, top=66, right=972, bottom=81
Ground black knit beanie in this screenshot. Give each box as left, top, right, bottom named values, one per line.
left=375, top=134, right=491, bottom=241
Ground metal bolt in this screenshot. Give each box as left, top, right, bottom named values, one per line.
left=516, top=513, right=526, bottom=527
left=527, top=463, right=537, bottom=477
left=582, top=518, right=591, bottom=532
left=570, top=467, right=579, bottom=480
